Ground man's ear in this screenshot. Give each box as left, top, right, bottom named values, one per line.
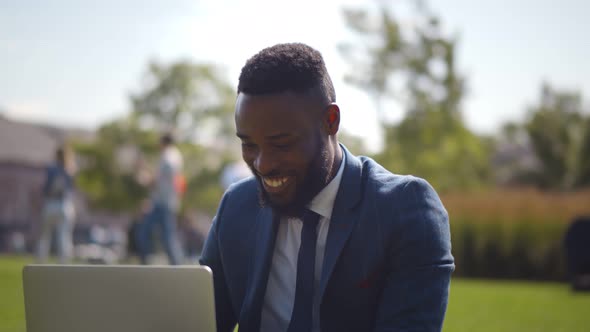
left=323, top=103, right=340, bottom=135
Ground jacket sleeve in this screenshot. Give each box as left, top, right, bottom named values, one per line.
left=199, top=192, right=237, bottom=332
left=374, top=178, right=455, bottom=332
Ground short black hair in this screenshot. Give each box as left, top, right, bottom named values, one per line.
left=237, top=43, right=336, bottom=104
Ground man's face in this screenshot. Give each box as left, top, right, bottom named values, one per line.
left=235, top=92, right=331, bottom=217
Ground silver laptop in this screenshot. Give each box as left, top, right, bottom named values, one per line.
left=22, top=264, right=216, bottom=332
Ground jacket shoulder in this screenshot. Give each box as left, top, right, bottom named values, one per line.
left=355, top=156, right=445, bottom=224
left=214, top=176, right=260, bottom=223
left=358, top=156, right=435, bottom=196
left=224, top=176, right=258, bottom=203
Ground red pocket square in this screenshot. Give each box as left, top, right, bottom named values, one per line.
left=357, top=267, right=383, bottom=289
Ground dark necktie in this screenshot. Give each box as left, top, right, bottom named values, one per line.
left=287, top=209, right=321, bottom=332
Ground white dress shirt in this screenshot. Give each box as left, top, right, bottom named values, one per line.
left=260, top=152, right=346, bottom=332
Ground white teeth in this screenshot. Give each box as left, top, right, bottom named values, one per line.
left=263, top=177, right=288, bottom=188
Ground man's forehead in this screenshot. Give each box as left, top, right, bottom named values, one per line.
left=236, top=92, right=323, bottom=118
left=237, top=91, right=296, bottom=107
left=235, top=93, right=319, bottom=139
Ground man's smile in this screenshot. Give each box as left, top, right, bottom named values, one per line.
left=261, top=175, right=292, bottom=193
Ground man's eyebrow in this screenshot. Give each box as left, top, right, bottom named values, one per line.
left=236, top=133, right=294, bottom=140
left=267, top=133, right=292, bottom=140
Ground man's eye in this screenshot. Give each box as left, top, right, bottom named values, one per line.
left=242, top=143, right=256, bottom=149
left=274, top=143, right=292, bottom=149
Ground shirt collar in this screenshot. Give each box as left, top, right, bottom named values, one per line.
left=307, top=149, right=346, bottom=219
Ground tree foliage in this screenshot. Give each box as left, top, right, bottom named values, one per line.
left=74, top=61, right=240, bottom=215
left=131, top=61, right=236, bottom=148
left=73, top=120, right=157, bottom=212
left=341, top=2, right=492, bottom=191
left=524, top=84, right=590, bottom=189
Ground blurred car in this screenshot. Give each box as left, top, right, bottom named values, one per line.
left=72, top=224, right=126, bottom=264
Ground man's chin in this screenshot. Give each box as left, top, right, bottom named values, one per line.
left=258, top=189, right=305, bottom=218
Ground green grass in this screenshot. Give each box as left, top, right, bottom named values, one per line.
left=0, top=255, right=31, bottom=332
left=1, top=255, right=589, bottom=332
left=444, top=278, right=590, bottom=332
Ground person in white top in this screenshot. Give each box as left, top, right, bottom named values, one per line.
left=136, top=133, right=185, bottom=265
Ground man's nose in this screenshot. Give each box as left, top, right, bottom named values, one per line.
left=253, top=150, right=277, bottom=175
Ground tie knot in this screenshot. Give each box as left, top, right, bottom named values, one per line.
left=301, top=209, right=320, bottom=227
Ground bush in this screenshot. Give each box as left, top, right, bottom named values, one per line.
left=442, top=188, right=590, bottom=281
left=450, top=220, right=567, bottom=280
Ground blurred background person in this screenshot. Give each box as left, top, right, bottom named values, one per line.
left=564, top=216, right=590, bottom=291
left=135, top=133, right=185, bottom=265
left=124, top=199, right=151, bottom=263
left=220, top=160, right=251, bottom=191
left=36, top=145, right=77, bottom=264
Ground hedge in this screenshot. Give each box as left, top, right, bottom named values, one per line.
left=441, top=189, right=590, bottom=281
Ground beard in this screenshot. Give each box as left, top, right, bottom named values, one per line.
left=253, top=143, right=333, bottom=218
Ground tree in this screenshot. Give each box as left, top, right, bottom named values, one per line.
left=130, top=60, right=241, bottom=214
left=130, top=61, right=236, bottom=149
left=338, top=130, right=369, bottom=156
left=578, top=116, right=590, bottom=186
left=73, top=120, right=157, bottom=212
left=524, top=83, right=590, bottom=189
left=491, top=122, right=541, bottom=187
left=340, top=1, right=492, bottom=191
left=74, top=61, right=241, bottom=215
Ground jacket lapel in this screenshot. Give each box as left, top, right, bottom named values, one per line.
left=318, top=145, right=363, bottom=302
left=239, top=206, right=279, bottom=332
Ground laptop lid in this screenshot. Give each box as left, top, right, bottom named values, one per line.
left=22, top=264, right=216, bottom=332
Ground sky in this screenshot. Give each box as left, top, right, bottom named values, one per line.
left=1, top=0, right=589, bottom=151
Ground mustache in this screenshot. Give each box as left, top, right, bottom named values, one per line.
left=248, top=166, right=293, bottom=179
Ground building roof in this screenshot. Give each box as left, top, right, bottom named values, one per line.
left=0, top=114, right=94, bottom=167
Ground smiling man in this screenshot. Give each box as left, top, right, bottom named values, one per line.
left=199, top=43, right=454, bottom=332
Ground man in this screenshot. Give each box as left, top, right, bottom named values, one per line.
left=200, top=43, right=454, bottom=332
left=37, top=145, right=76, bottom=264
left=136, top=133, right=185, bottom=265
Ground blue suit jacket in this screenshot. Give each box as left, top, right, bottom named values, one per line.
left=200, top=146, right=454, bottom=332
